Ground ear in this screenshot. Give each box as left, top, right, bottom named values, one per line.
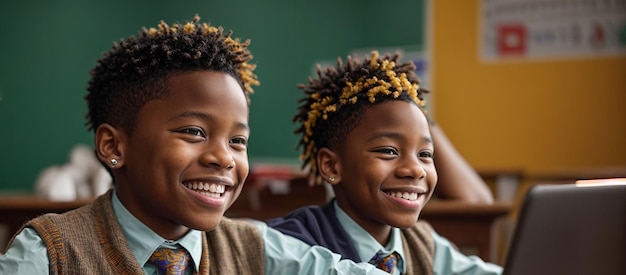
left=317, top=147, right=341, bottom=185
left=94, top=123, right=127, bottom=169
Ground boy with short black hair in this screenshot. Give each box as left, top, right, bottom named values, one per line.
left=0, top=16, right=390, bottom=274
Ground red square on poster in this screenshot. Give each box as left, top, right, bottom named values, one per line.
left=497, top=24, right=527, bottom=56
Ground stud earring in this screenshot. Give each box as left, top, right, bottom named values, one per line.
left=328, top=176, right=335, bottom=182
left=110, top=158, right=118, bottom=168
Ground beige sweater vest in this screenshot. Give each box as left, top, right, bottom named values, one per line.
left=13, top=190, right=265, bottom=274
left=401, top=221, right=436, bottom=274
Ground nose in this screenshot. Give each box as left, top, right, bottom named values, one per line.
left=396, top=156, right=427, bottom=179
left=199, top=143, right=235, bottom=170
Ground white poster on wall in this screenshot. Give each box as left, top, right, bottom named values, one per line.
left=480, top=0, right=626, bottom=61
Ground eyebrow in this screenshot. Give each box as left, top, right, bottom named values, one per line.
left=171, top=111, right=249, bottom=131
left=366, top=130, right=433, bottom=144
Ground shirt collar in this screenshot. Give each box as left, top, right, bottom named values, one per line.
left=334, top=200, right=406, bottom=273
left=111, top=190, right=202, bottom=272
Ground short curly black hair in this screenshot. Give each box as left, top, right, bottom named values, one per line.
left=85, top=15, right=259, bottom=133
left=294, top=51, right=428, bottom=184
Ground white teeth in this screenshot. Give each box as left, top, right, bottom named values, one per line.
left=386, top=191, right=419, bottom=201
left=184, top=182, right=225, bottom=196
left=195, top=191, right=221, bottom=198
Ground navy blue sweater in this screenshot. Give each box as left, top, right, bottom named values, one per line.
left=267, top=200, right=361, bottom=261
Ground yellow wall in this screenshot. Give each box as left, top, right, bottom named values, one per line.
left=431, top=0, right=626, bottom=175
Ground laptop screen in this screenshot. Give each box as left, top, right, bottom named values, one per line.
left=503, top=181, right=626, bottom=275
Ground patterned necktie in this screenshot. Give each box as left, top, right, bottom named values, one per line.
left=149, top=247, right=190, bottom=275
left=369, top=251, right=400, bottom=274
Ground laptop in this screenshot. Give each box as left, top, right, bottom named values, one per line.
left=503, top=179, right=626, bottom=275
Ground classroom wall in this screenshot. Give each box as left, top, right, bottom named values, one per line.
left=3, top=0, right=622, bottom=193
left=431, top=0, right=626, bottom=176
left=0, top=0, right=427, bottom=191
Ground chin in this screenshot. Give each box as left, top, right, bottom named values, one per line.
left=191, top=214, right=224, bottom=232
left=392, top=214, right=421, bottom=229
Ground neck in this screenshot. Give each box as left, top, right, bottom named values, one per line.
left=336, top=199, right=393, bottom=246
left=115, top=189, right=191, bottom=241
left=370, top=225, right=392, bottom=246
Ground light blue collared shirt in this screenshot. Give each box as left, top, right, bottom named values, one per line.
left=334, top=201, right=503, bottom=275
left=0, top=191, right=389, bottom=275
left=111, top=192, right=203, bottom=274
left=335, top=200, right=406, bottom=275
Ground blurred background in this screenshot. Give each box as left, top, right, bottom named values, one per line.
left=1, top=0, right=430, bottom=192
left=0, top=0, right=625, bottom=193
left=1, top=0, right=625, bottom=264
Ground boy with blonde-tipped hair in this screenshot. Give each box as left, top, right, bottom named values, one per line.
left=269, top=51, right=503, bottom=274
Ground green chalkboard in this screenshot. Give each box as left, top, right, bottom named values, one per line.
left=0, top=0, right=426, bottom=191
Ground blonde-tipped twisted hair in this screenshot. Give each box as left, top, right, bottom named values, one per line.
left=294, top=51, right=428, bottom=184
left=86, top=15, right=259, bottom=133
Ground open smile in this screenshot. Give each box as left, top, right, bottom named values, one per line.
left=382, top=187, right=428, bottom=209
left=183, top=181, right=226, bottom=198
left=385, top=191, right=419, bottom=201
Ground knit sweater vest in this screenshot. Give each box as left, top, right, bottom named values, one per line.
left=268, top=200, right=435, bottom=274
left=13, top=190, right=265, bottom=275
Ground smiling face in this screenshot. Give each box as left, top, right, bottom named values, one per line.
left=322, top=100, right=437, bottom=242
left=99, top=71, right=249, bottom=240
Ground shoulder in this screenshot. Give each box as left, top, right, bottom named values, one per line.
left=29, top=191, right=111, bottom=231
left=265, top=204, right=335, bottom=242
left=272, top=204, right=326, bottom=220
left=25, top=192, right=115, bottom=253
left=216, top=217, right=260, bottom=231
left=0, top=228, right=49, bottom=274
left=205, top=217, right=265, bottom=266
left=208, top=217, right=263, bottom=244
left=27, top=203, right=95, bottom=235
left=267, top=204, right=330, bottom=229
left=430, top=230, right=504, bottom=274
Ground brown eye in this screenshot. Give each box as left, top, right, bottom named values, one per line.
left=374, top=148, right=399, bottom=155
left=418, top=150, right=433, bottom=158
left=230, top=137, right=248, bottom=146
left=176, top=127, right=206, bottom=140
left=179, top=128, right=206, bottom=138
